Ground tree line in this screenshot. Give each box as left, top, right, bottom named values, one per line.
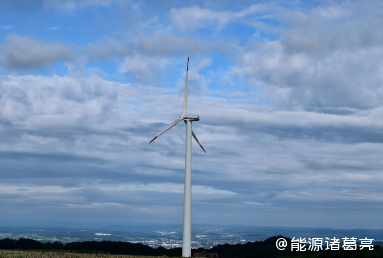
left=0, top=235, right=382, bottom=258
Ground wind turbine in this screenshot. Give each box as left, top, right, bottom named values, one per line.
left=149, top=57, right=206, bottom=257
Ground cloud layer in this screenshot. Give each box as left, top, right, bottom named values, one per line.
left=0, top=0, right=382, bottom=229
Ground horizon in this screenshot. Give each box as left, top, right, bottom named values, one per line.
left=1, top=223, right=383, bottom=231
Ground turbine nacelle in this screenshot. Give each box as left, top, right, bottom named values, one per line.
left=181, top=114, right=199, bottom=121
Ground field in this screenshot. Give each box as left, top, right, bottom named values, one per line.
left=0, top=250, right=178, bottom=258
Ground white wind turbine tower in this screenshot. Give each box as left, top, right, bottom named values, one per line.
left=149, top=57, right=206, bottom=257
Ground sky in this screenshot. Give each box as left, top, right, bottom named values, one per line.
left=1, top=0, right=383, bottom=230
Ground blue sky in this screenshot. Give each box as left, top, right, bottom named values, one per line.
left=1, top=0, right=383, bottom=230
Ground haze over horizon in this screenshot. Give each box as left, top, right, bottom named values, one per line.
left=1, top=0, right=383, bottom=229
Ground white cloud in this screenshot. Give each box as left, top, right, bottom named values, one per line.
left=87, top=38, right=132, bottom=61
left=282, top=1, right=383, bottom=53
left=232, top=39, right=383, bottom=111
left=0, top=35, right=74, bottom=71
left=119, top=53, right=169, bottom=83
left=42, top=0, right=124, bottom=10
left=170, top=4, right=262, bottom=31
left=136, top=31, right=209, bottom=56
left=0, top=75, right=120, bottom=125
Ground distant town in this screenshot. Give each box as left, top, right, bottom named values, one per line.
left=0, top=226, right=251, bottom=249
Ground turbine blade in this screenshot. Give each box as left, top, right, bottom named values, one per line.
left=192, top=131, right=206, bottom=153
left=149, top=118, right=183, bottom=144
left=182, top=57, right=189, bottom=116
